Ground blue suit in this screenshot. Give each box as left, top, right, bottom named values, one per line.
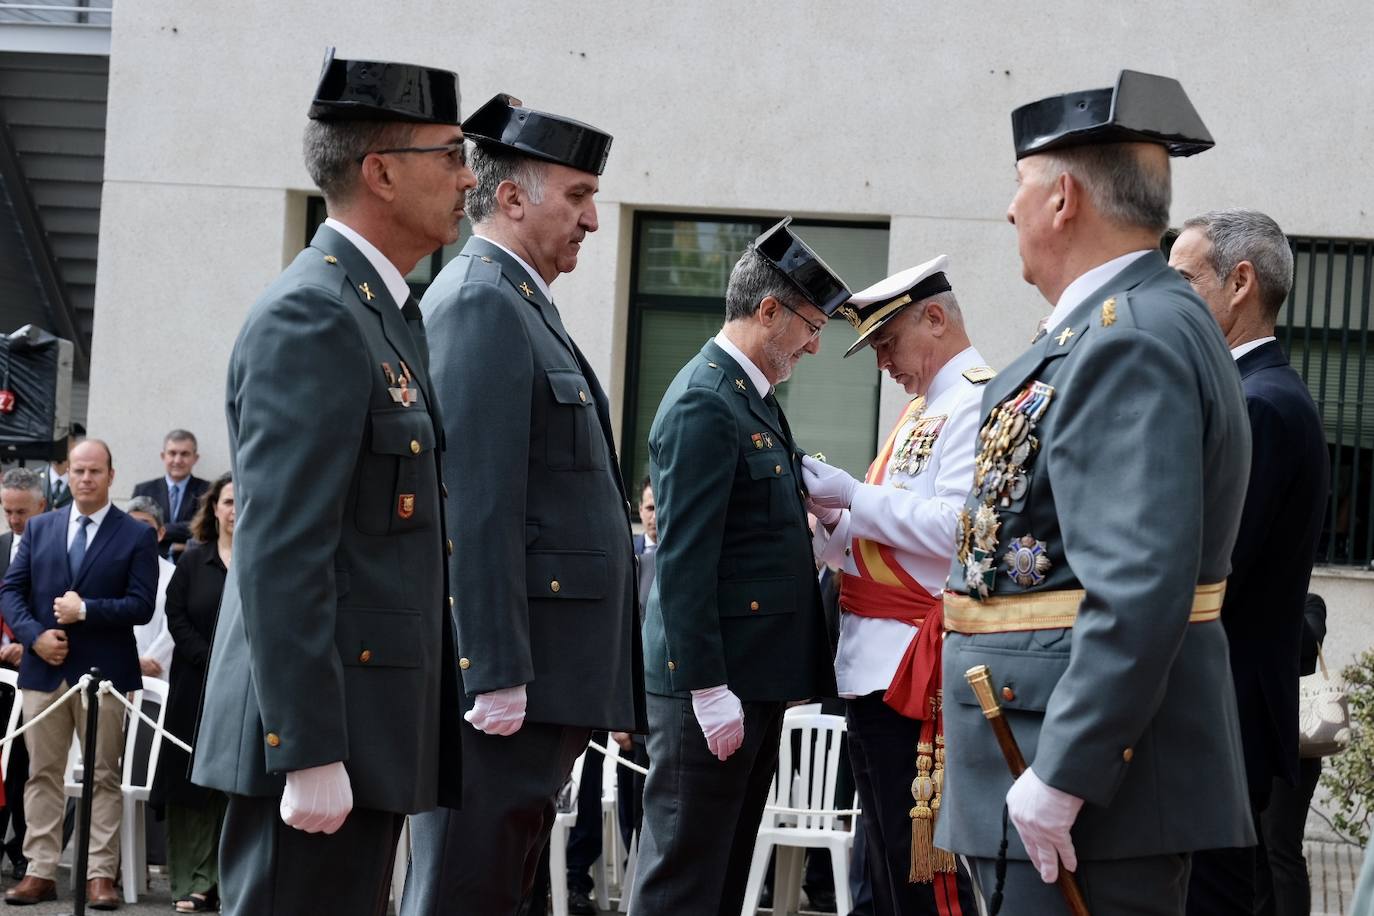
left=0, top=505, right=158, bottom=693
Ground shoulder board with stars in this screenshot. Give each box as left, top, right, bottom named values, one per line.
left=962, top=366, right=996, bottom=385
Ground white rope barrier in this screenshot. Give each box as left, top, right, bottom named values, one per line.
left=586, top=739, right=650, bottom=776
left=96, top=680, right=193, bottom=754
left=0, top=674, right=89, bottom=747
left=0, top=675, right=194, bottom=756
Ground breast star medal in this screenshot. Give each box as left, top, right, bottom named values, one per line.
left=1003, top=535, right=1052, bottom=588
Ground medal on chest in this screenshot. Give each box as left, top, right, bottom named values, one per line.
left=892, top=415, right=947, bottom=477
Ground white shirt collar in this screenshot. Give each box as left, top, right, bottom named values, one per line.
left=324, top=217, right=411, bottom=310
left=49, top=467, right=66, bottom=486
left=1231, top=336, right=1277, bottom=362
left=164, top=474, right=185, bottom=492
left=1044, top=249, right=1152, bottom=335
left=924, top=346, right=985, bottom=406
left=8, top=532, right=19, bottom=561
left=713, top=332, right=771, bottom=397
left=477, top=235, right=555, bottom=303
left=69, top=501, right=112, bottom=527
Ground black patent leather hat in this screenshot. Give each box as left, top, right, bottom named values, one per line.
left=309, top=47, right=461, bottom=124
left=1012, top=69, right=1213, bottom=159
left=753, top=218, right=852, bottom=317
left=462, top=93, right=612, bottom=176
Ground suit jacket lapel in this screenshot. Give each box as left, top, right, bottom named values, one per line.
left=465, top=237, right=580, bottom=364
left=73, top=506, right=121, bottom=589
left=702, top=340, right=787, bottom=443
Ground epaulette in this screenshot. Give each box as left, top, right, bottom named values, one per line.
left=1093, top=292, right=1137, bottom=330
left=962, top=366, right=996, bottom=385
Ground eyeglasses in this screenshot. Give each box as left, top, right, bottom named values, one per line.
left=356, top=142, right=467, bottom=166
left=782, top=302, right=824, bottom=340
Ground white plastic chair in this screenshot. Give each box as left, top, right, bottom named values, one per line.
left=63, top=676, right=169, bottom=903
left=740, top=706, right=857, bottom=916
left=549, top=742, right=621, bottom=916
left=0, top=667, right=21, bottom=775
left=548, top=751, right=586, bottom=916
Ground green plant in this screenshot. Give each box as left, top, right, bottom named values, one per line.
left=1320, top=649, right=1374, bottom=846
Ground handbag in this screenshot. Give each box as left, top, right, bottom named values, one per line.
left=1298, top=646, right=1351, bottom=758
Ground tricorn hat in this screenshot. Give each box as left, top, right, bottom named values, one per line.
left=839, top=256, right=952, bottom=358
left=309, top=47, right=461, bottom=124
left=753, top=218, right=851, bottom=318
left=1012, top=69, right=1213, bottom=159
left=462, top=93, right=612, bottom=176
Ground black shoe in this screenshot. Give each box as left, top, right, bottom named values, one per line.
left=7, top=858, right=24, bottom=881
left=759, top=885, right=773, bottom=908
left=805, top=887, right=838, bottom=913
left=567, top=888, right=596, bottom=915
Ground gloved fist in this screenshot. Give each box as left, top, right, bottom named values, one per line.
left=691, top=684, right=745, bottom=761
left=807, top=500, right=843, bottom=530
left=280, top=761, right=353, bottom=835
left=801, top=455, right=860, bottom=510
left=464, top=684, right=527, bottom=736
left=1006, top=766, right=1084, bottom=883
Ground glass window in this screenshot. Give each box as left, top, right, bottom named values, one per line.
left=622, top=212, right=890, bottom=495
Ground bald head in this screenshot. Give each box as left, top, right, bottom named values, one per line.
left=68, top=438, right=115, bottom=514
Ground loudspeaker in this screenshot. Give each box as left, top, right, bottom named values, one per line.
left=0, top=324, right=73, bottom=461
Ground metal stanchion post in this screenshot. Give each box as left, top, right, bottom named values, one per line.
left=62, top=668, right=102, bottom=916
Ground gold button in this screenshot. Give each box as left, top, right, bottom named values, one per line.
left=266, top=732, right=280, bottom=748
left=1122, top=747, right=1134, bottom=762
left=1001, top=686, right=1016, bottom=702
left=750, top=600, right=760, bottom=611
left=480, top=256, right=492, bottom=262
left=667, top=661, right=676, bottom=671
left=448, top=596, right=454, bottom=609
left=359, top=649, right=372, bottom=663
left=446, top=538, right=454, bottom=555
left=578, top=390, right=587, bottom=403
left=323, top=255, right=337, bottom=264
left=459, top=657, right=471, bottom=670
left=774, top=465, right=782, bottom=475
left=410, top=440, right=421, bottom=455
left=550, top=580, right=561, bottom=593
left=707, top=362, right=718, bottom=368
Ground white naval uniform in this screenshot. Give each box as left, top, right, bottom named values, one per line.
left=814, top=345, right=988, bottom=698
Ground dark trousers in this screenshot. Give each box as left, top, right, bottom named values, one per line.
left=0, top=713, right=28, bottom=867
left=849, top=817, right=876, bottom=916
left=971, top=853, right=1191, bottom=916
left=616, top=739, right=647, bottom=851
left=846, top=692, right=979, bottom=916
left=566, top=730, right=608, bottom=894
left=1187, top=798, right=1267, bottom=915
left=218, top=793, right=402, bottom=916
left=402, top=722, right=589, bottom=916
left=1258, top=761, right=1321, bottom=916
left=630, top=693, right=785, bottom=916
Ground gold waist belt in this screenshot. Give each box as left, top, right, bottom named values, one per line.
left=943, top=581, right=1225, bottom=634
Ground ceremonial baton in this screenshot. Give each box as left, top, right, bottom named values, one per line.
left=964, top=664, right=1090, bottom=916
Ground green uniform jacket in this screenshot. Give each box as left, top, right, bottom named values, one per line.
left=192, top=225, right=463, bottom=814
left=419, top=236, right=644, bottom=732
left=937, top=251, right=1255, bottom=859
left=643, top=340, right=836, bottom=701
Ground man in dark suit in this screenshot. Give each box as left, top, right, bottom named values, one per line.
left=40, top=424, right=84, bottom=510
left=0, top=467, right=45, bottom=880
left=130, top=429, right=208, bottom=559
left=403, top=93, right=642, bottom=916
left=0, top=439, right=158, bottom=909
left=1170, top=209, right=1330, bottom=914
left=629, top=219, right=848, bottom=915
left=938, top=72, right=1253, bottom=915
left=190, top=51, right=473, bottom=916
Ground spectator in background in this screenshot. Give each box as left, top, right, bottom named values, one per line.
left=0, top=467, right=44, bottom=880
left=42, top=423, right=85, bottom=510
left=131, top=431, right=208, bottom=561
left=124, top=497, right=175, bottom=678
left=153, top=472, right=233, bottom=913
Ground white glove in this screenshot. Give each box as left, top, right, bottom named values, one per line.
left=807, top=500, right=843, bottom=530
left=1006, top=766, right=1084, bottom=883
left=691, top=684, right=745, bottom=761
left=464, top=684, right=527, bottom=736
left=280, top=761, right=353, bottom=835
left=801, top=455, right=860, bottom=510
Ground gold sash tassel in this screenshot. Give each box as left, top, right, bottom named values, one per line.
left=931, top=733, right=957, bottom=874
left=909, top=740, right=935, bottom=883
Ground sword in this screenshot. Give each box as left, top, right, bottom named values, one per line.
left=964, top=664, right=1090, bottom=916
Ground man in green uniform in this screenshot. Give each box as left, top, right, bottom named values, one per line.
left=936, top=71, right=1254, bottom=915
left=629, top=219, right=847, bottom=915
left=192, top=50, right=472, bottom=916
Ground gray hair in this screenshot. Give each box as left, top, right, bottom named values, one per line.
left=303, top=119, right=415, bottom=204
left=163, top=428, right=197, bottom=450
left=0, top=467, right=43, bottom=500
left=1182, top=209, right=1294, bottom=319
left=1038, top=142, right=1172, bottom=235
left=910, top=289, right=964, bottom=327
left=124, top=495, right=164, bottom=527
left=724, top=246, right=807, bottom=322
left=466, top=144, right=548, bottom=225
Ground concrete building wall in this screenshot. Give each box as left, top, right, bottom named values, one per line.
left=88, top=2, right=1374, bottom=642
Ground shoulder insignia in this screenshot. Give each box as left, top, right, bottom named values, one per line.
left=962, top=366, right=996, bottom=385
left=323, top=255, right=337, bottom=264
left=707, top=362, right=718, bottom=369
left=1101, top=297, right=1117, bottom=327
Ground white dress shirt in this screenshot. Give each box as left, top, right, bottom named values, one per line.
left=133, top=556, right=176, bottom=673
left=67, top=501, right=112, bottom=550
left=8, top=532, right=19, bottom=562
left=1231, top=336, right=1277, bottom=361
left=324, top=217, right=411, bottom=310
left=478, top=235, right=555, bottom=304
left=713, top=332, right=771, bottom=397
left=815, top=346, right=988, bottom=696
left=1043, top=249, right=1152, bottom=335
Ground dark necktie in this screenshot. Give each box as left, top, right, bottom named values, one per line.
left=168, top=483, right=182, bottom=521
left=765, top=391, right=794, bottom=450
left=402, top=298, right=429, bottom=372
left=68, top=515, right=91, bottom=580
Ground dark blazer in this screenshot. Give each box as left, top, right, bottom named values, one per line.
left=43, top=472, right=71, bottom=510
left=153, top=539, right=227, bottom=808
left=131, top=475, right=210, bottom=549
left=0, top=505, right=158, bottom=693
left=643, top=340, right=836, bottom=702
left=939, top=251, right=1255, bottom=860
left=0, top=532, right=12, bottom=580
left=1224, top=340, right=1329, bottom=797
left=192, top=224, right=462, bottom=814
left=420, top=235, right=644, bottom=732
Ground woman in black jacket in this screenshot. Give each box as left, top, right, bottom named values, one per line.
left=153, top=472, right=233, bottom=913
